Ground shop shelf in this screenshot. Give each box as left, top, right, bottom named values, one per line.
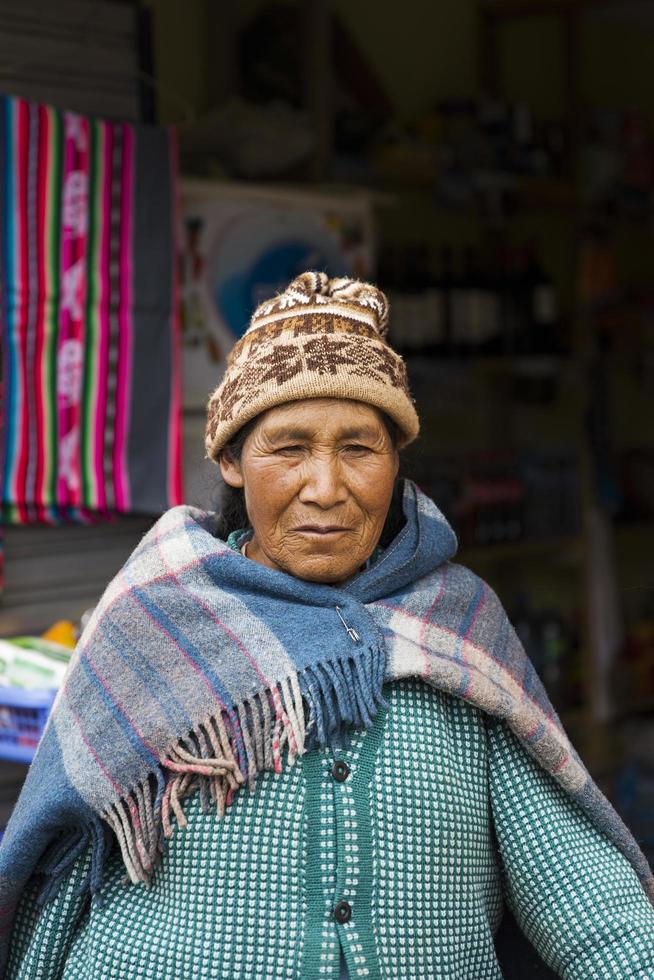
left=458, top=533, right=583, bottom=565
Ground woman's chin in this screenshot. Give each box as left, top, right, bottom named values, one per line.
left=251, top=537, right=375, bottom=583
left=285, top=554, right=368, bottom=585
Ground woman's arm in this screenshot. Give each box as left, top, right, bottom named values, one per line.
left=487, top=717, right=654, bottom=979
left=5, top=846, right=92, bottom=980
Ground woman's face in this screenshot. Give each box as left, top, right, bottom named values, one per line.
left=219, top=398, right=400, bottom=585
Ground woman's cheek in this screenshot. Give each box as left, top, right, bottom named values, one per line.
left=349, top=459, right=396, bottom=503
left=250, top=459, right=297, bottom=494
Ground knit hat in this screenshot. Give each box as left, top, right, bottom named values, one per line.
left=205, top=271, right=420, bottom=460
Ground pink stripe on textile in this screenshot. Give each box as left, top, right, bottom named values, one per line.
left=153, top=519, right=268, bottom=684
left=55, top=112, right=74, bottom=508
left=113, top=124, right=133, bottom=512
left=418, top=564, right=448, bottom=652
left=33, top=104, right=49, bottom=521
left=81, top=650, right=159, bottom=760
left=11, top=100, right=29, bottom=521
left=93, top=122, right=113, bottom=513
left=166, top=127, right=183, bottom=506
left=56, top=112, right=89, bottom=510
left=118, top=566, right=228, bottom=712
left=66, top=697, right=124, bottom=797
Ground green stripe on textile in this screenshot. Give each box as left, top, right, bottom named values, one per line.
left=81, top=120, right=101, bottom=508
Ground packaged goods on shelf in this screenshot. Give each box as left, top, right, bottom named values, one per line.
left=0, top=637, right=71, bottom=691
left=0, top=637, right=71, bottom=764
left=412, top=449, right=581, bottom=549
left=0, top=688, right=57, bottom=764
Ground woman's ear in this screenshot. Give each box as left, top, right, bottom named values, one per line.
left=219, top=452, right=244, bottom=489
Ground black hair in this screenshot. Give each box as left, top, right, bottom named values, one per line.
left=213, top=406, right=406, bottom=548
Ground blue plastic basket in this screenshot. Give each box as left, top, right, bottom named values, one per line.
left=0, top=686, right=57, bottom=764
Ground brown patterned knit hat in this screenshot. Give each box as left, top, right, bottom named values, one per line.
left=204, top=271, right=420, bottom=461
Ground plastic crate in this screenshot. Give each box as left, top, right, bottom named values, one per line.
left=0, top=686, right=57, bottom=764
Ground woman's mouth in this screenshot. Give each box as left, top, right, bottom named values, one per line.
left=296, top=526, right=349, bottom=535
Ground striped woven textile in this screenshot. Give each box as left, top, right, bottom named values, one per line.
left=0, top=94, right=182, bottom=548
left=0, top=478, right=651, bottom=976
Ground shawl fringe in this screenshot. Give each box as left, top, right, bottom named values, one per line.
left=93, top=642, right=387, bottom=890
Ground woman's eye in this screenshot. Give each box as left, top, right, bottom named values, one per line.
left=344, top=444, right=372, bottom=455
left=275, top=445, right=304, bottom=456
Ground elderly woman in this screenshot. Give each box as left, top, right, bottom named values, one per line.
left=1, top=272, right=654, bottom=980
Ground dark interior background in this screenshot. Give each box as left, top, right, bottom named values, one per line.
left=1, top=3, right=653, bottom=974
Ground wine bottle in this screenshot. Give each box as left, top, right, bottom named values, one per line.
left=450, top=247, right=469, bottom=356
left=423, top=247, right=445, bottom=355
left=527, top=239, right=559, bottom=354
left=468, top=247, right=502, bottom=354
left=440, top=245, right=454, bottom=356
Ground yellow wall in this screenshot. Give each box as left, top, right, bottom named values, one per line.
left=145, top=2, right=654, bottom=129
left=143, top=0, right=210, bottom=124
left=333, top=0, right=477, bottom=120
left=145, top=0, right=479, bottom=125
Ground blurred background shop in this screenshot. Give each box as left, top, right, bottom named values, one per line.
left=0, top=0, right=653, bottom=868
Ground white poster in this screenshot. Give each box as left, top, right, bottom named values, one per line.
left=179, top=179, right=376, bottom=410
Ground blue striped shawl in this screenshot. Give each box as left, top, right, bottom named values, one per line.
left=0, top=479, right=651, bottom=973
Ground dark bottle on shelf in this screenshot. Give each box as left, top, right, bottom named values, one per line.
left=483, top=244, right=507, bottom=356
left=512, top=591, right=539, bottom=669
left=539, top=609, right=568, bottom=709
left=503, top=244, right=532, bottom=355
left=387, top=245, right=417, bottom=356
left=440, top=245, right=454, bottom=356
left=380, top=244, right=404, bottom=353
left=526, top=239, right=559, bottom=354
left=469, top=247, right=502, bottom=355
left=403, top=243, right=424, bottom=353
left=497, top=243, right=517, bottom=356
left=423, top=247, right=446, bottom=356
left=460, top=246, right=478, bottom=353
left=410, top=242, right=435, bottom=353
left=395, top=243, right=418, bottom=355
left=450, top=246, right=470, bottom=356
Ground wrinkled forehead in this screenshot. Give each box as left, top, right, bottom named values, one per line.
left=254, top=399, right=390, bottom=442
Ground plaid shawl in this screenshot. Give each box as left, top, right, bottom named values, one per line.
left=0, top=479, right=652, bottom=972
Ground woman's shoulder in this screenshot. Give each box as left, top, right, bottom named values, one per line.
left=381, top=675, right=489, bottom=738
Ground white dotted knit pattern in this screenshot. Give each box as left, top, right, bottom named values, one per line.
left=7, top=850, right=91, bottom=979
left=371, top=679, right=504, bottom=979
left=329, top=731, right=368, bottom=978
left=314, top=751, right=340, bottom=977
left=68, top=761, right=306, bottom=980
left=6, top=678, right=654, bottom=979
left=488, top=718, right=654, bottom=977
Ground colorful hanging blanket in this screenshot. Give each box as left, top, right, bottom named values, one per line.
left=0, top=478, right=651, bottom=974
left=0, top=94, right=182, bottom=543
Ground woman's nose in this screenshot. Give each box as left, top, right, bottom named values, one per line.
left=298, top=456, right=347, bottom=507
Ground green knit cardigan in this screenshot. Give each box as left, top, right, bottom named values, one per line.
left=6, top=674, right=654, bottom=979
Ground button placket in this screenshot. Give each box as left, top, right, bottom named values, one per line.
left=330, top=749, right=354, bottom=964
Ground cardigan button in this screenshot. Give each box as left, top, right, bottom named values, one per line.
left=331, top=760, right=350, bottom=782
left=333, top=900, right=352, bottom=924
